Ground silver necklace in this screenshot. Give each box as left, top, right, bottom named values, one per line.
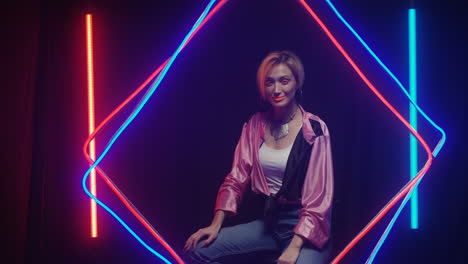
left=269, top=107, right=298, bottom=141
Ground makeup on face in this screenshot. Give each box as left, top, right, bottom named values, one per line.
left=264, top=64, right=297, bottom=107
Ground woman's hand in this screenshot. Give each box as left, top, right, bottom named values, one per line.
left=184, top=225, right=220, bottom=252
left=277, top=235, right=304, bottom=264
left=277, top=246, right=301, bottom=264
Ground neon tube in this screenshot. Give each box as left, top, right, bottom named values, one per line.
left=365, top=9, right=422, bottom=263
left=296, top=1, right=434, bottom=263
left=366, top=179, right=422, bottom=263
left=84, top=0, right=446, bottom=262
left=409, top=8, right=418, bottom=229
left=82, top=1, right=228, bottom=263
left=85, top=14, right=98, bottom=238
left=324, top=0, right=445, bottom=157
left=83, top=0, right=229, bottom=165
left=322, top=1, right=447, bottom=261
left=82, top=1, right=217, bottom=262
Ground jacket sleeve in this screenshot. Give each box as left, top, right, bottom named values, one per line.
left=293, top=120, right=334, bottom=249
left=214, top=122, right=253, bottom=216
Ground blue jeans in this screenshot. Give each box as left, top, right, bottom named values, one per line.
left=186, top=204, right=331, bottom=264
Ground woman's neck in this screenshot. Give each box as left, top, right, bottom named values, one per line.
left=270, top=103, right=299, bottom=124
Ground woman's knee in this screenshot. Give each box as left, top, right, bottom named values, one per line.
left=184, top=241, right=218, bottom=264
left=184, top=220, right=275, bottom=263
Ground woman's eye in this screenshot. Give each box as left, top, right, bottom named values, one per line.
left=281, top=80, right=289, bottom=85
left=265, top=80, right=273, bottom=86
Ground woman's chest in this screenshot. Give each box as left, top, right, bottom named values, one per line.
left=263, top=120, right=302, bottom=149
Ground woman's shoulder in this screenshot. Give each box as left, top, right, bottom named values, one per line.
left=300, top=107, right=329, bottom=138
left=244, top=111, right=267, bottom=126
left=238, top=111, right=267, bottom=137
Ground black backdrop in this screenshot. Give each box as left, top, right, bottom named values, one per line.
left=5, top=0, right=467, bottom=263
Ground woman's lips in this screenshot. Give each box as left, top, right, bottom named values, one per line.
left=273, top=96, right=286, bottom=102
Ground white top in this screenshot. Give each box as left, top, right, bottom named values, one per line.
left=259, top=142, right=294, bottom=194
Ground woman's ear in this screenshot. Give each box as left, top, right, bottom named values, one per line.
left=295, top=87, right=303, bottom=103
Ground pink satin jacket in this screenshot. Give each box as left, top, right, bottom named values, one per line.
left=214, top=105, right=334, bottom=249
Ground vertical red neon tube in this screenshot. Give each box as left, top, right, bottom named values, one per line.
left=86, top=14, right=98, bottom=238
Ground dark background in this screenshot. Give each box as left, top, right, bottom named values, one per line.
left=4, top=0, right=466, bottom=263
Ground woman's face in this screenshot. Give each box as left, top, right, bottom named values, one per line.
left=264, top=63, right=298, bottom=109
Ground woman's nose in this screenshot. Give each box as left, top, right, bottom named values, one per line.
left=273, top=82, right=281, bottom=94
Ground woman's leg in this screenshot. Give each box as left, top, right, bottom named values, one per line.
left=186, top=219, right=278, bottom=264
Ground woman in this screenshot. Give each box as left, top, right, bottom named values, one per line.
left=184, top=51, right=334, bottom=264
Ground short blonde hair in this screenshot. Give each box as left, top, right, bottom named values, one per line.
left=256, top=51, right=305, bottom=100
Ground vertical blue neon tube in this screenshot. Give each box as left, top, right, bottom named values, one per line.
left=409, top=8, right=418, bottom=229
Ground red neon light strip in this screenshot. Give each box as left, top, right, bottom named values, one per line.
left=82, top=1, right=229, bottom=263
left=86, top=14, right=98, bottom=238
left=296, top=1, right=433, bottom=263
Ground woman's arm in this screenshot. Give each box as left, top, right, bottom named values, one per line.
left=185, top=117, right=256, bottom=251
left=210, top=209, right=226, bottom=230
left=288, top=234, right=305, bottom=249
left=294, top=118, right=334, bottom=249
left=277, top=235, right=305, bottom=264
left=215, top=122, right=254, bottom=215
